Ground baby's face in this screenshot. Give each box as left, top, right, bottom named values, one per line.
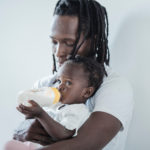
left=55, top=63, right=89, bottom=104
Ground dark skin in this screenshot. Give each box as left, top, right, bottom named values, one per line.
left=14, top=15, right=121, bottom=150
left=13, top=119, right=53, bottom=145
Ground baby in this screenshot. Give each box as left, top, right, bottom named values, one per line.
left=5, top=56, right=104, bottom=150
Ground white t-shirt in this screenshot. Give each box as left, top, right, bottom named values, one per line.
left=33, top=66, right=134, bottom=150
left=43, top=102, right=90, bottom=136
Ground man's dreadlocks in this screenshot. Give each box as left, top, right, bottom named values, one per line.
left=52, top=0, right=109, bottom=74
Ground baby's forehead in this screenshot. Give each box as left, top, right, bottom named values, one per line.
left=64, top=61, right=82, bottom=69
left=58, top=62, right=87, bottom=79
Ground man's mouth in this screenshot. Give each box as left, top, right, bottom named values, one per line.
left=56, top=58, right=67, bottom=67
left=56, top=60, right=63, bottom=67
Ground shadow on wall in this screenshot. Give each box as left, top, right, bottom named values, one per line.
left=110, top=9, right=150, bottom=150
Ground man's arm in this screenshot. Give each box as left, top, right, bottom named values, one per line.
left=13, top=119, right=53, bottom=145
left=38, top=111, right=121, bottom=150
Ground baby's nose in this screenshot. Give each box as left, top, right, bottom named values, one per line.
left=58, top=83, right=65, bottom=92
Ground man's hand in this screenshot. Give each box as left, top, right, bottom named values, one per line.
left=13, top=119, right=54, bottom=145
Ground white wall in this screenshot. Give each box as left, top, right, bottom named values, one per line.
left=0, top=0, right=57, bottom=148
left=109, top=4, right=150, bottom=150
left=0, top=0, right=150, bottom=149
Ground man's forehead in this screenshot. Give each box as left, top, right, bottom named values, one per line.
left=50, top=15, right=78, bottom=37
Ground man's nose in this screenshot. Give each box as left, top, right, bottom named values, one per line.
left=55, top=43, right=66, bottom=58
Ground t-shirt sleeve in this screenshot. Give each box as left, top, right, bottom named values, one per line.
left=93, top=76, right=134, bottom=130
left=57, top=104, right=90, bottom=136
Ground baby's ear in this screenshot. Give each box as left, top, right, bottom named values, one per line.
left=82, top=87, right=95, bottom=99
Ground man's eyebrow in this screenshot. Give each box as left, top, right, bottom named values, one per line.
left=49, top=35, right=75, bottom=41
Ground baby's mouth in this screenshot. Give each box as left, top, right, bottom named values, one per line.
left=57, top=87, right=66, bottom=103
left=59, top=95, right=63, bottom=102
left=58, top=90, right=63, bottom=102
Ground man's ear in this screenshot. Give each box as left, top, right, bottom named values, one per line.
left=81, top=87, right=95, bottom=99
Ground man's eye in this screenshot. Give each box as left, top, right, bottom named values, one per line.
left=51, top=39, right=57, bottom=45
left=65, top=41, right=74, bottom=47
left=65, top=81, right=72, bottom=86
left=53, top=41, right=57, bottom=45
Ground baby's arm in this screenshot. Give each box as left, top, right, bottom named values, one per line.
left=17, top=100, right=75, bottom=141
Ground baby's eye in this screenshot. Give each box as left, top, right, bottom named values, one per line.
left=56, top=79, right=61, bottom=84
left=65, top=81, right=72, bottom=86
left=53, top=79, right=61, bottom=87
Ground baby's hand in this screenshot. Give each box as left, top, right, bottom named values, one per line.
left=17, top=100, right=44, bottom=119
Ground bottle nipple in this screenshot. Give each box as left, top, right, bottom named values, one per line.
left=50, top=87, right=61, bottom=104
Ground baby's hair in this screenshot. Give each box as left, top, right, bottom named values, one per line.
left=53, top=0, right=109, bottom=75
left=64, top=56, right=104, bottom=95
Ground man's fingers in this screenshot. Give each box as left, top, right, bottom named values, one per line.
left=13, top=119, right=51, bottom=144
left=13, top=134, right=17, bottom=140
left=30, top=140, right=53, bottom=146
left=25, top=115, right=34, bottom=119
left=32, top=140, right=54, bottom=146
left=26, top=132, right=52, bottom=144
left=28, top=125, right=49, bottom=136
left=34, top=134, right=52, bottom=143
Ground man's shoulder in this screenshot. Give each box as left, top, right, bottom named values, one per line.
left=101, top=66, right=133, bottom=94
left=87, top=66, right=133, bottom=111
left=92, top=66, right=134, bottom=128
left=33, top=74, right=57, bottom=89
left=94, top=66, right=134, bottom=108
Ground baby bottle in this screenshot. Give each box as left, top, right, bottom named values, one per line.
left=17, top=87, right=61, bottom=107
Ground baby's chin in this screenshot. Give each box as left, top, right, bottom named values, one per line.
left=59, top=95, right=65, bottom=103
left=59, top=99, right=66, bottom=104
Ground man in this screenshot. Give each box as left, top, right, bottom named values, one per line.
left=14, top=0, right=133, bottom=150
